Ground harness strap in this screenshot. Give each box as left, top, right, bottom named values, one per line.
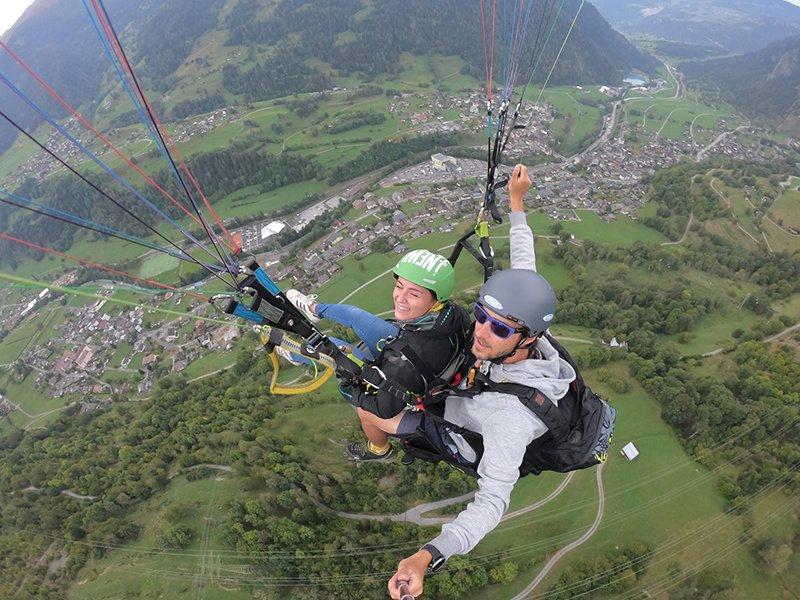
left=386, top=339, right=440, bottom=386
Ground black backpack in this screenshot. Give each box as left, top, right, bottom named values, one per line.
left=400, top=334, right=617, bottom=477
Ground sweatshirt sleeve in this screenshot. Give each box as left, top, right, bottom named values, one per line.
left=509, top=210, right=536, bottom=272
left=427, top=409, right=546, bottom=559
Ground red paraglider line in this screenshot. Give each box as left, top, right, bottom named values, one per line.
left=489, top=0, right=497, bottom=101
left=89, top=0, right=239, bottom=255
left=0, top=232, right=209, bottom=302
left=507, top=0, right=527, bottom=93
left=480, top=0, right=490, bottom=98
left=0, top=41, right=208, bottom=232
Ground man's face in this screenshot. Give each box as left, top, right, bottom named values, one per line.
left=471, top=304, right=526, bottom=361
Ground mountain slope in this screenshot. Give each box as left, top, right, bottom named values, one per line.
left=590, top=0, right=800, bottom=53
left=683, top=34, right=800, bottom=120
left=0, top=0, right=657, bottom=154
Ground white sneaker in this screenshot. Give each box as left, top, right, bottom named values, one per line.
left=285, top=289, right=320, bottom=324
left=275, top=346, right=302, bottom=366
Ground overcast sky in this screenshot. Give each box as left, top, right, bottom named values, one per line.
left=0, top=0, right=36, bottom=37
left=3, top=0, right=800, bottom=37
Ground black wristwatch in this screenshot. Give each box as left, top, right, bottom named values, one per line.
left=422, top=544, right=446, bottom=573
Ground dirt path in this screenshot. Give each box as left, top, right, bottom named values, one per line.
left=709, top=178, right=763, bottom=247
left=510, top=464, right=605, bottom=599
left=690, top=113, right=713, bottom=146
left=655, top=107, right=687, bottom=137
left=501, top=473, right=574, bottom=521
left=702, top=321, right=800, bottom=357
left=61, top=489, right=97, bottom=501
left=661, top=213, right=694, bottom=246
left=324, top=491, right=477, bottom=526
left=319, top=472, right=573, bottom=527
left=169, top=463, right=234, bottom=480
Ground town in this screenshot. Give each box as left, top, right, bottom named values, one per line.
left=1, top=74, right=794, bottom=423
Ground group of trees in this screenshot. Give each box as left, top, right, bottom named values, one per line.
left=187, top=143, right=316, bottom=198
left=552, top=242, right=717, bottom=336
left=328, top=131, right=462, bottom=184
left=546, top=543, right=653, bottom=598
left=222, top=49, right=333, bottom=103
left=169, top=93, right=227, bottom=120
left=0, top=342, right=504, bottom=598
left=629, top=340, right=799, bottom=507
left=322, top=111, right=386, bottom=135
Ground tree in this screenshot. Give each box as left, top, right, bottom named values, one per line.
left=159, top=525, right=194, bottom=549
left=489, top=561, right=518, bottom=584
left=756, top=540, right=792, bottom=575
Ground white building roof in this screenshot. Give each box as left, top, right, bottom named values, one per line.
left=621, top=442, right=639, bottom=461
left=261, top=221, right=287, bottom=240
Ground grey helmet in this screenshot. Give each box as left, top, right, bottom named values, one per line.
left=477, top=269, right=556, bottom=335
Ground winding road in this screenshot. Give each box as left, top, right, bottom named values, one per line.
left=510, top=464, right=605, bottom=600
left=320, top=471, right=576, bottom=527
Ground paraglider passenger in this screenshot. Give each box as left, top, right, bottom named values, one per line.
left=286, top=250, right=470, bottom=461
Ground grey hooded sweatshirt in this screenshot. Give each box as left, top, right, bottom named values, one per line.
left=427, top=210, right=576, bottom=559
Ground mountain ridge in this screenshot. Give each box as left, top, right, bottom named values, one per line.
left=0, top=0, right=657, bottom=155
left=683, top=34, right=800, bottom=124
left=590, top=0, right=800, bottom=54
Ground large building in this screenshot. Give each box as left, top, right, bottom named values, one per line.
left=431, top=153, right=458, bottom=171
left=260, top=221, right=286, bottom=240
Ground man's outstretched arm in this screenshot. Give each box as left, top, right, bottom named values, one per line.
left=508, top=164, right=537, bottom=272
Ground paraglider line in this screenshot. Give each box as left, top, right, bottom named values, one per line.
left=0, top=189, right=225, bottom=274
left=90, top=0, right=240, bottom=276
left=0, top=70, right=229, bottom=271
left=0, top=232, right=208, bottom=302
left=0, top=40, right=210, bottom=232
left=0, top=108, right=231, bottom=286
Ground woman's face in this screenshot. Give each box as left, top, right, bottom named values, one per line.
left=392, top=276, right=437, bottom=320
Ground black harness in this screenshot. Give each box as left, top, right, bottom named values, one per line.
left=400, top=334, right=591, bottom=479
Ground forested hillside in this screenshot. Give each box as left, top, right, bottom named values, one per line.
left=0, top=0, right=657, bottom=154
left=591, top=0, right=800, bottom=53
left=684, top=35, right=800, bottom=121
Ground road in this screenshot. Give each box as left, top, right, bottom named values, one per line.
left=702, top=321, right=800, bottom=357
left=696, top=124, right=750, bottom=162
left=510, top=464, right=605, bottom=600
left=318, top=471, right=574, bottom=527
left=661, top=212, right=694, bottom=246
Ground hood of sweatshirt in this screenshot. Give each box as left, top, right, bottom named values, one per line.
left=481, top=335, right=576, bottom=402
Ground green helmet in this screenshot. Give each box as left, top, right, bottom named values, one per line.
left=393, top=249, right=454, bottom=300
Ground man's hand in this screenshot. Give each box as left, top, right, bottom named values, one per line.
left=508, top=163, right=531, bottom=212
left=388, top=549, right=431, bottom=598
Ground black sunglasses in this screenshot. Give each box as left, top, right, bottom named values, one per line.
left=473, top=303, right=527, bottom=339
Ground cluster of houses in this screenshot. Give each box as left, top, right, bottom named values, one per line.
left=173, top=107, right=239, bottom=143
left=8, top=285, right=244, bottom=401
left=269, top=179, right=480, bottom=288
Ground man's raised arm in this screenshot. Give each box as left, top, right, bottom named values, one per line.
left=508, top=164, right=537, bottom=273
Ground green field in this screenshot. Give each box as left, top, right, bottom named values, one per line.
left=533, top=86, right=605, bottom=155
left=473, top=361, right=786, bottom=598
left=0, top=318, right=40, bottom=364
left=70, top=474, right=253, bottom=600
left=182, top=348, right=239, bottom=381
left=769, top=189, right=800, bottom=230
left=3, top=373, right=74, bottom=430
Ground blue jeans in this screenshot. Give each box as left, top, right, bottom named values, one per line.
left=316, top=303, right=398, bottom=360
